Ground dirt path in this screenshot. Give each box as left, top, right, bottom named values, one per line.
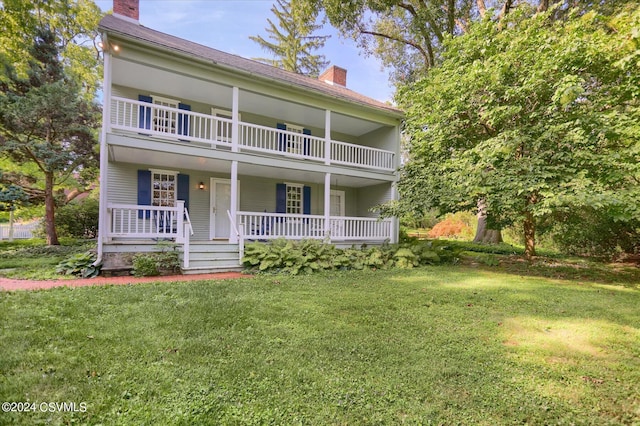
left=0, top=272, right=251, bottom=291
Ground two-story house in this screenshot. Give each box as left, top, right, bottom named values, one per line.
left=96, top=0, right=403, bottom=273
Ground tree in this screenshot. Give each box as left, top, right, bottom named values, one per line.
left=0, top=0, right=102, bottom=99
left=393, top=5, right=639, bottom=258
left=250, top=0, right=329, bottom=77
left=293, top=0, right=627, bottom=82
left=0, top=27, right=100, bottom=245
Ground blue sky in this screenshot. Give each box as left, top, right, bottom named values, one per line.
left=94, top=0, right=394, bottom=102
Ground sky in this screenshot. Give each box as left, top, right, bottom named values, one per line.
left=94, top=0, right=394, bottom=103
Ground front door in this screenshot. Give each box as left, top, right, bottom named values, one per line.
left=210, top=178, right=232, bottom=239
left=330, top=190, right=345, bottom=238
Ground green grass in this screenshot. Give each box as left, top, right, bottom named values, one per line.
left=1, top=267, right=638, bottom=424
left=0, top=239, right=95, bottom=279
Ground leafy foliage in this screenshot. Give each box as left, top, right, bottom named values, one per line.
left=251, top=0, right=329, bottom=77
left=242, top=238, right=458, bottom=274
left=0, top=26, right=100, bottom=245
left=132, top=244, right=181, bottom=277
left=55, top=251, right=100, bottom=278
left=393, top=6, right=640, bottom=257
left=52, top=196, right=99, bottom=239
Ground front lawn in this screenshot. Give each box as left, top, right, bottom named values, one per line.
left=1, top=267, right=638, bottom=424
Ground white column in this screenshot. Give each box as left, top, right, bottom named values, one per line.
left=390, top=183, right=399, bottom=243
left=96, top=47, right=112, bottom=262
left=230, top=160, right=239, bottom=243
left=324, top=109, right=331, bottom=165
left=231, top=87, right=239, bottom=152
left=324, top=172, right=331, bottom=240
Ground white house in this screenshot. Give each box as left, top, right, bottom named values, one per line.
left=96, top=0, right=403, bottom=273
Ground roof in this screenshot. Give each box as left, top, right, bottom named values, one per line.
left=99, top=14, right=403, bottom=117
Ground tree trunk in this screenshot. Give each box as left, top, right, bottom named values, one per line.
left=523, top=210, right=535, bottom=259
left=44, top=171, right=59, bottom=245
left=473, top=199, right=503, bottom=244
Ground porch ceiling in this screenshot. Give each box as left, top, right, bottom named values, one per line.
left=109, top=145, right=391, bottom=188
left=112, top=58, right=388, bottom=137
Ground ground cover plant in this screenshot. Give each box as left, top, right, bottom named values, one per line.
left=0, top=239, right=95, bottom=280
left=0, top=267, right=638, bottom=424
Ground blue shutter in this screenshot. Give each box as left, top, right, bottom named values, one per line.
left=138, top=95, right=152, bottom=131
left=276, top=183, right=286, bottom=213
left=177, top=174, right=190, bottom=211
left=277, top=123, right=286, bottom=151
left=177, top=103, right=191, bottom=138
left=303, top=128, right=311, bottom=156
left=303, top=186, right=311, bottom=215
left=137, top=169, right=151, bottom=219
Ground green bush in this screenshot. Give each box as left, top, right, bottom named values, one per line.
left=56, top=251, right=101, bottom=278
left=132, top=255, right=159, bottom=277
left=242, top=238, right=460, bottom=275
left=50, top=197, right=99, bottom=239
left=132, top=243, right=181, bottom=277
left=542, top=209, right=640, bottom=259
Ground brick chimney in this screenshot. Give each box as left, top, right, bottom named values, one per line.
left=113, top=0, right=139, bottom=21
left=319, top=66, right=347, bottom=87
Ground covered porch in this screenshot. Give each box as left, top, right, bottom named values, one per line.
left=101, top=154, right=397, bottom=270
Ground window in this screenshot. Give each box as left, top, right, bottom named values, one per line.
left=152, top=96, right=178, bottom=133
left=284, top=123, right=304, bottom=155
left=151, top=170, right=177, bottom=207
left=286, top=184, right=303, bottom=214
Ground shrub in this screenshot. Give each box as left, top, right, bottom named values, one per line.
left=428, top=216, right=473, bottom=239
left=56, top=251, right=101, bottom=278
left=51, top=197, right=99, bottom=239
left=132, top=255, right=159, bottom=277
left=242, top=238, right=460, bottom=275
left=132, top=243, right=181, bottom=277
left=543, top=209, right=640, bottom=259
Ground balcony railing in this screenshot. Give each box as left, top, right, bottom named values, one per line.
left=109, top=97, right=395, bottom=172
left=237, top=211, right=392, bottom=241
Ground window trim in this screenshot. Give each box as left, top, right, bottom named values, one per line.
left=284, top=182, right=304, bottom=215
left=149, top=169, right=178, bottom=207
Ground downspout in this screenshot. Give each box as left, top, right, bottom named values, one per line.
left=95, top=35, right=112, bottom=266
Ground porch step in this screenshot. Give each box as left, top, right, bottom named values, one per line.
left=181, top=265, right=244, bottom=275
left=180, top=242, right=242, bottom=273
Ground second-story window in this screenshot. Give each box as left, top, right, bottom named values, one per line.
left=151, top=170, right=177, bottom=207
left=285, top=123, right=304, bottom=155
left=153, top=96, right=178, bottom=133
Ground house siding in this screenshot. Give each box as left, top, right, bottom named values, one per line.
left=356, top=183, right=393, bottom=217
left=108, top=162, right=370, bottom=235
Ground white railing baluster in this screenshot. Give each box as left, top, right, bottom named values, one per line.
left=110, top=96, right=394, bottom=171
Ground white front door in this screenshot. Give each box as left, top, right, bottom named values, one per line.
left=210, top=178, right=232, bottom=239
left=330, top=190, right=345, bottom=238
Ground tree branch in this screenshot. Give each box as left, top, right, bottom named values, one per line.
left=359, top=27, right=432, bottom=67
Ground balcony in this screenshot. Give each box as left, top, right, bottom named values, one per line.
left=109, top=97, right=395, bottom=172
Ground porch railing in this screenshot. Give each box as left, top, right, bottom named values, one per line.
left=106, top=202, right=190, bottom=243
left=110, top=97, right=233, bottom=147
left=237, top=211, right=392, bottom=242
left=109, top=96, right=395, bottom=172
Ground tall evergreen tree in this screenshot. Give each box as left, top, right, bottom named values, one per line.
left=0, top=27, right=99, bottom=245
left=250, top=0, right=329, bottom=77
